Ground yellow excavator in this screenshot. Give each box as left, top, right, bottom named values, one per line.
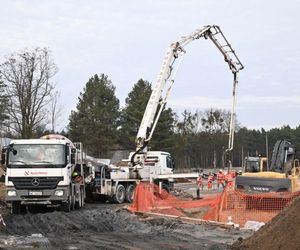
left=236, top=139, right=300, bottom=193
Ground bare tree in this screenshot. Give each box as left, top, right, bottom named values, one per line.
left=49, top=90, right=62, bottom=133
left=174, top=110, right=198, bottom=135
left=201, top=108, right=240, bottom=134
left=201, top=108, right=226, bottom=134
left=0, top=78, right=9, bottom=135
left=0, top=47, right=57, bottom=138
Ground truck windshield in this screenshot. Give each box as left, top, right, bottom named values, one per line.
left=8, top=144, right=66, bottom=167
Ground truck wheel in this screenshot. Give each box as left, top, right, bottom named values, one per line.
left=11, top=201, right=21, bottom=214
left=113, top=184, right=125, bottom=204
left=125, top=184, right=135, bottom=203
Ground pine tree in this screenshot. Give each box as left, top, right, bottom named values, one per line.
left=119, top=79, right=152, bottom=149
left=119, top=79, right=175, bottom=151
left=68, top=74, right=120, bottom=157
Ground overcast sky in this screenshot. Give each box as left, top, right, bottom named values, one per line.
left=0, top=0, right=299, bottom=131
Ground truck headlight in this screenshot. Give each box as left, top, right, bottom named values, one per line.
left=7, top=190, right=17, bottom=197
left=54, top=190, right=64, bottom=196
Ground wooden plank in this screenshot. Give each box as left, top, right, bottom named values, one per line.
left=135, top=211, right=233, bottom=229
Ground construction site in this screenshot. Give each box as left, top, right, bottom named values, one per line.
left=0, top=1, right=300, bottom=250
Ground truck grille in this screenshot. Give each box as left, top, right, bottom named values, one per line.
left=8, top=177, right=64, bottom=190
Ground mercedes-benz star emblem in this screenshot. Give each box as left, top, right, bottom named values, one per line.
left=31, top=178, right=40, bottom=186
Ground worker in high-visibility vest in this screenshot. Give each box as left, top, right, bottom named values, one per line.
left=225, top=171, right=234, bottom=189
left=197, top=173, right=204, bottom=190
left=207, top=173, right=214, bottom=190
left=217, top=169, right=225, bottom=189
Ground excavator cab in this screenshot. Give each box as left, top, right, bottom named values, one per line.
left=244, top=156, right=268, bottom=173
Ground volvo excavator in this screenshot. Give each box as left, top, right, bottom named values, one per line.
left=236, top=139, right=300, bottom=193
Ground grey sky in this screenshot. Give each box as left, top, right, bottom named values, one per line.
left=1, top=0, right=299, bottom=131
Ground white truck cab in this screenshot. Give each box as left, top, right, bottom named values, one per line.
left=133, top=151, right=174, bottom=180
left=2, top=135, right=85, bottom=213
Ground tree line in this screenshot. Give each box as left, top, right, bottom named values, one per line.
left=0, top=48, right=299, bottom=169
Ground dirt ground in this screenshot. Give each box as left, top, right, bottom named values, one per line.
left=1, top=177, right=300, bottom=249
left=0, top=202, right=253, bottom=250
left=232, top=195, right=300, bottom=250
left=0, top=180, right=253, bottom=250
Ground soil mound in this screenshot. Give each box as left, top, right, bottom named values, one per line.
left=232, top=195, right=300, bottom=250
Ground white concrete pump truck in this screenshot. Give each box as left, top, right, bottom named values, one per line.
left=86, top=25, right=244, bottom=203
left=2, top=134, right=86, bottom=213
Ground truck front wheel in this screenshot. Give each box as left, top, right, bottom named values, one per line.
left=113, top=184, right=125, bottom=204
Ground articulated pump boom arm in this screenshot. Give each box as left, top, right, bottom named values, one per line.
left=134, top=25, right=244, bottom=164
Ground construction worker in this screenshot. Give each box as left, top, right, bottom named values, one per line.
left=72, top=170, right=82, bottom=183
left=196, top=171, right=203, bottom=199
left=207, top=172, right=214, bottom=190
left=225, top=171, right=234, bottom=189
left=217, top=169, right=225, bottom=189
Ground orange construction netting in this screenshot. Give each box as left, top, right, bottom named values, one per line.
left=128, top=182, right=300, bottom=227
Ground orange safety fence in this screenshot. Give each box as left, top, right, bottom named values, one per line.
left=128, top=182, right=300, bottom=227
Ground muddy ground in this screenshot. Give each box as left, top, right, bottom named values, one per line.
left=0, top=180, right=253, bottom=250
left=0, top=202, right=253, bottom=250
